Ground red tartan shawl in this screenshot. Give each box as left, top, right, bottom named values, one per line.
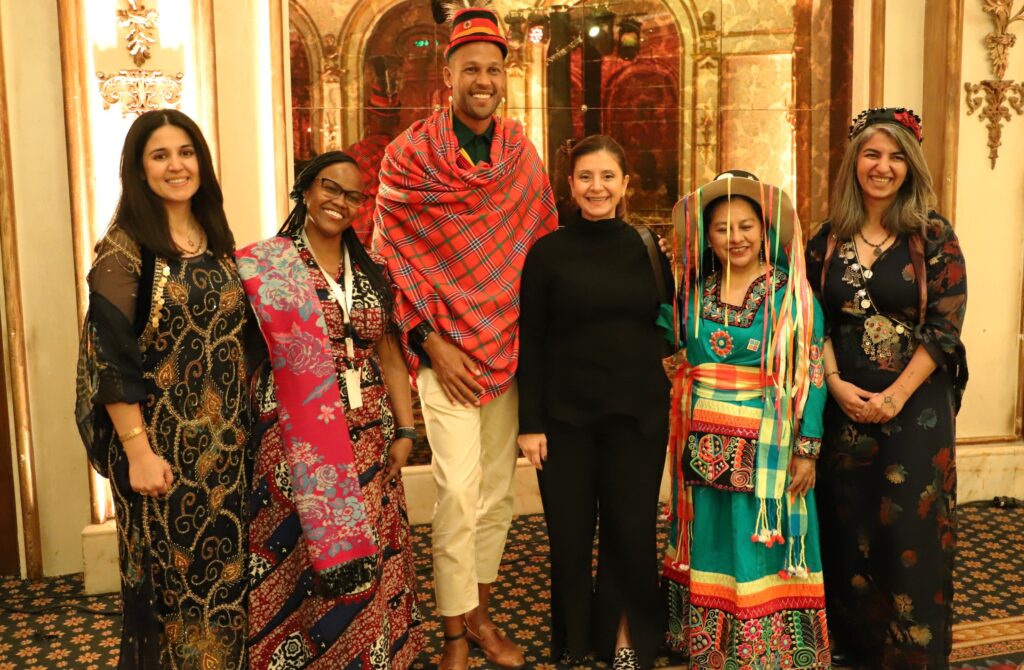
left=344, top=132, right=391, bottom=247
left=373, top=110, right=556, bottom=402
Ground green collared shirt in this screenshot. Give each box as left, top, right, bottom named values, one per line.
left=452, top=113, right=495, bottom=165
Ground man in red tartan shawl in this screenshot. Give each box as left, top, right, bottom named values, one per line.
left=373, top=7, right=556, bottom=670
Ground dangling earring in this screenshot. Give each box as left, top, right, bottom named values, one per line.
left=709, top=253, right=717, bottom=274
left=759, top=241, right=766, bottom=265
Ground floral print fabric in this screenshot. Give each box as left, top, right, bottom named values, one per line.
left=806, top=214, right=967, bottom=669
left=245, top=233, right=423, bottom=669
left=236, top=236, right=378, bottom=590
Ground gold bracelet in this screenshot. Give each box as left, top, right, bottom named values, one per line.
left=118, top=426, right=146, bottom=443
left=825, top=370, right=840, bottom=379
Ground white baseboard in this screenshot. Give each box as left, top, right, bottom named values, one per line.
left=81, top=445, right=1021, bottom=596
left=81, top=520, right=118, bottom=595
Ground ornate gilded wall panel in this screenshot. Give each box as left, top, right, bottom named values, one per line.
left=288, top=0, right=850, bottom=228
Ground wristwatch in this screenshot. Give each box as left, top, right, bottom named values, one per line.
left=409, top=321, right=435, bottom=347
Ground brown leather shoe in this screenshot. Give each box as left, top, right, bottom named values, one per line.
left=438, top=629, right=469, bottom=670
left=464, top=619, right=525, bottom=669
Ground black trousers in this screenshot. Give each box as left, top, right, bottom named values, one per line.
left=537, top=413, right=667, bottom=668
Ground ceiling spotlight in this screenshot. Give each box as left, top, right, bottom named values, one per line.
left=527, top=12, right=549, bottom=44
left=617, top=18, right=642, bottom=60
left=505, top=12, right=526, bottom=52
left=583, top=7, right=615, bottom=55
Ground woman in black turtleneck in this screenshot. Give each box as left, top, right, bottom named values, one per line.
left=517, top=135, right=671, bottom=670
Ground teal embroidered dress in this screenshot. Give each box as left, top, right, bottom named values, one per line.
left=666, top=268, right=833, bottom=669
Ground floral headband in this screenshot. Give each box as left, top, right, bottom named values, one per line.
left=849, top=107, right=923, bottom=143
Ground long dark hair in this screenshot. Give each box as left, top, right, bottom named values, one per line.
left=278, top=151, right=395, bottom=325
left=111, top=109, right=234, bottom=258
left=568, top=134, right=630, bottom=218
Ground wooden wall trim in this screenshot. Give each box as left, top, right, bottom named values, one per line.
left=922, top=0, right=964, bottom=219
left=270, top=0, right=290, bottom=223
left=0, top=10, right=44, bottom=578
left=56, top=0, right=107, bottom=526
left=869, top=0, right=886, bottom=106
left=829, top=0, right=856, bottom=191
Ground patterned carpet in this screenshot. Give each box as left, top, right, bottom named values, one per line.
left=0, top=505, right=1021, bottom=669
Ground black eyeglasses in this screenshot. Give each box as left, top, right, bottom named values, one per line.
left=318, top=177, right=368, bottom=207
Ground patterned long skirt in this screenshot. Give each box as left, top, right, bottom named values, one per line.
left=817, top=371, right=957, bottom=669
left=666, top=487, right=832, bottom=669
left=247, top=408, right=423, bottom=668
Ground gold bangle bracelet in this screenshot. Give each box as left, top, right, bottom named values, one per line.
left=118, top=426, right=146, bottom=443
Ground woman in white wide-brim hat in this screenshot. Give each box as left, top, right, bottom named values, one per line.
left=663, top=170, right=832, bottom=669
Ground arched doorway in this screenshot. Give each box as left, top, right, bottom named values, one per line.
left=549, top=0, right=689, bottom=231
left=361, top=0, right=450, bottom=133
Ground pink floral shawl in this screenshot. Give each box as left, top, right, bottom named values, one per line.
left=236, top=236, right=377, bottom=595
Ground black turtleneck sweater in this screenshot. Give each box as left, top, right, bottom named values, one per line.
left=517, top=214, right=671, bottom=438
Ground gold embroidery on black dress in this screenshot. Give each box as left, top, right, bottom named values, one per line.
left=76, top=228, right=254, bottom=669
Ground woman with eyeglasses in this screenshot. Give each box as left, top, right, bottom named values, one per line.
left=237, top=151, right=424, bottom=668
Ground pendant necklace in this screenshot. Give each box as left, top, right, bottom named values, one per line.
left=858, top=228, right=892, bottom=257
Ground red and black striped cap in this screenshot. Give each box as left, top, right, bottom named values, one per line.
left=446, top=8, right=508, bottom=60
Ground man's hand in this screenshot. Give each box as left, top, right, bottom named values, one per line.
left=518, top=433, right=548, bottom=470
left=423, top=332, right=485, bottom=406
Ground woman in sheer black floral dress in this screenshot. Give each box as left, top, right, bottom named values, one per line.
left=806, top=107, right=967, bottom=670
left=75, top=110, right=263, bottom=669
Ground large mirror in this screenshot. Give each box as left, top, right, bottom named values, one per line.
left=288, top=0, right=852, bottom=464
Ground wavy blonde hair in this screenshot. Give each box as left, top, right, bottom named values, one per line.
left=829, top=123, right=936, bottom=239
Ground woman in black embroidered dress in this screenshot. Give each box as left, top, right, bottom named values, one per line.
left=75, top=110, right=260, bottom=669
left=806, top=108, right=968, bottom=669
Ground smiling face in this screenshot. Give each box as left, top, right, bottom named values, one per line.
left=706, top=197, right=764, bottom=273
left=856, top=129, right=908, bottom=208
left=302, top=161, right=365, bottom=241
left=444, top=41, right=506, bottom=133
left=142, top=124, right=200, bottom=207
left=569, top=150, right=630, bottom=221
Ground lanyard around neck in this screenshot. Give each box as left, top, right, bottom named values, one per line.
left=301, top=228, right=356, bottom=357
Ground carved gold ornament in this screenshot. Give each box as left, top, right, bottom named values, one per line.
left=965, top=0, right=1024, bottom=168
left=97, top=70, right=184, bottom=116
left=964, top=79, right=1024, bottom=168
left=982, top=0, right=1024, bottom=79
left=116, top=0, right=159, bottom=67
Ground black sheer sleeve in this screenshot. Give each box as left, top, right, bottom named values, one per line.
left=804, top=222, right=833, bottom=335
left=915, top=213, right=968, bottom=409
left=75, top=227, right=147, bottom=472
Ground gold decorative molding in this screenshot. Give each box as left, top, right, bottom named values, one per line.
left=964, top=1, right=1024, bottom=169
left=964, top=78, right=1024, bottom=168
left=696, top=108, right=716, bottom=163
left=116, top=0, right=159, bottom=67
left=0, top=10, right=44, bottom=578
left=696, top=10, right=720, bottom=69
left=982, top=0, right=1024, bottom=80
left=96, top=69, right=184, bottom=116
